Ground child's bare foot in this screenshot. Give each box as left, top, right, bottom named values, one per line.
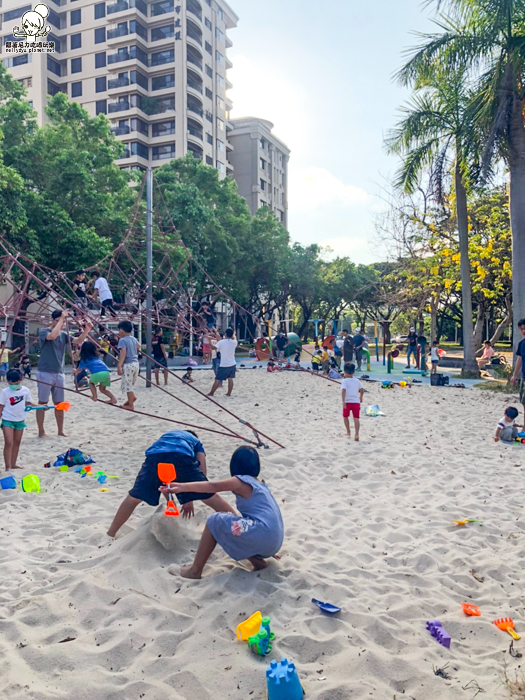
left=181, top=565, right=202, bottom=580
left=11, top=465, right=24, bottom=469
left=355, top=436, right=360, bottom=442
left=109, top=398, right=117, bottom=405
left=38, top=433, right=48, bottom=439
left=345, top=432, right=351, bottom=437
left=248, top=556, right=269, bottom=571
left=58, top=432, right=68, bottom=437
left=90, top=396, right=97, bottom=402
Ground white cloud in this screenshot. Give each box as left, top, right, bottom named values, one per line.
left=289, top=166, right=371, bottom=212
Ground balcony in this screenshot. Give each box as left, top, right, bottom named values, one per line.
left=187, top=20, right=202, bottom=46
left=107, top=0, right=147, bottom=15
left=107, top=26, right=129, bottom=39
left=108, top=50, right=130, bottom=64
left=187, top=0, right=202, bottom=21
left=111, top=125, right=131, bottom=135
left=187, top=77, right=203, bottom=94
left=108, top=100, right=130, bottom=113
left=187, top=118, right=203, bottom=141
left=187, top=100, right=203, bottom=118
left=120, top=147, right=131, bottom=158
left=187, top=142, right=203, bottom=160
left=108, top=76, right=130, bottom=89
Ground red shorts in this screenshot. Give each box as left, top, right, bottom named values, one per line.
left=343, top=403, right=360, bottom=418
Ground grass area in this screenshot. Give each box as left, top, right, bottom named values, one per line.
left=473, top=380, right=516, bottom=394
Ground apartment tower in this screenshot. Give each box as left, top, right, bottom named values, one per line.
left=1, top=0, right=238, bottom=173
left=228, top=116, right=290, bottom=228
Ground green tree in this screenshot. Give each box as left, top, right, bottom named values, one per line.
left=387, top=65, right=480, bottom=375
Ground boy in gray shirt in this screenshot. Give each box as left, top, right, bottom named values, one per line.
left=117, top=320, right=140, bottom=410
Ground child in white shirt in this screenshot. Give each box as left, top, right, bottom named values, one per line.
left=430, top=340, right=440, bottom=375
left=341, top=362, right=364, bottom=441
left=0, top=369, right=39, bottom=470
left=495, top=406, right=521, bottom=442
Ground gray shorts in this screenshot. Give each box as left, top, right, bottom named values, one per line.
left=520, top=378, right=525, bottom=405
left=500, top=425, right=518, bottom=442
left=216, top=365, right=236, bottom=381
left=276, top=350, right=285, bottom=361
left=37, top=371, right=66, bottom=405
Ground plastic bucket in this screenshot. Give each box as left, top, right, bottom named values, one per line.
left=21, top=474, right=40, bottom=493
left=0, top=475, right=16, bottom=489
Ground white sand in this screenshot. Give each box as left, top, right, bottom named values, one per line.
left=0, top=370, right=524, bottom=699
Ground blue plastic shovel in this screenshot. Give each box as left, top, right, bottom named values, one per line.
left=312, top=598, right=341, bottom=614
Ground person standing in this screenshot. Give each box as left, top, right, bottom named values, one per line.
left=152, top=326, right=169, bottom=386
left=72, top=270, right=89, bottom=314
left=116, top=320, right=141, bottom=411
left=200, top=302, right=216, bottom=330
left=208, top=328, right=237, bottom=397
left=511, top=319, right=525, bottom=422
left=342, top=329, right=354, bottom=364
left=90, top=271, right=117, bottom=317
left=406, top=327, right=419, bottom=369
left=36, top=310, right=90, bottom=438
left=353, top=328, right=366, bottom=371
left=274, top=330, right=289, bottom=364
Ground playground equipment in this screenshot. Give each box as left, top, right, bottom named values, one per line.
left=266, top=659, right=304, bottom=700
left=255, top=333, right=301, bottom=362
left=157, top=463, right=180, bottom=517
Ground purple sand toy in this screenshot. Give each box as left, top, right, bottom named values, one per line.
left=426, top=620, right=451, bottom=648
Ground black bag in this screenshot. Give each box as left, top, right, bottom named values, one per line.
left=431, top=373, right=449, bottom=386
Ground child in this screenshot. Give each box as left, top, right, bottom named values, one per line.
left=182, top=367, right=195, bottom=384
left=430, top=340, right=440, bottom=375
left=202, top=332, right=212, bottom=366
left=152, top=326, right=169, bottom=386
left=107, top=429, right=235, bottom=537
left=77, top=341, right=117, bottom=404
left=0, top=369, right=39, bottom=470
left=20, top=354, right=31, bottom=379
left=495, top=406, right=522, bottom=443
left=329, top=366, right=342, bottom=379
left=312, top=350, right=323, bottom=371
left=117, top=320, right=140, bottom=410
left=0, top=341, right=11, bottom=381
left=341, top=362, right=364, bottom=441
left=162, top=446, right=284, bottom=580
left=321, top=346, right=330, bottom=374
left=294, top=347, right=301, bottom=364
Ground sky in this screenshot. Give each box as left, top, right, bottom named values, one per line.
left=228, top=0, right=437, bottom=264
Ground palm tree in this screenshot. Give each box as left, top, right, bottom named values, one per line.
left=399, top=0, right=525, bottom=348
left=386, top=66, right=480, bottom=375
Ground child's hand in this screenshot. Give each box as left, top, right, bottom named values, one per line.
left=159, top=483, right=185, bottom=494
left=494, top=437, right=499, bottom=442
left=117, top=366, right=123, bottom=376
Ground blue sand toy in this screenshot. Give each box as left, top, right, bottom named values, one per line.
left=312, top=598, right=341, bottom=614
left=0, top=475, right=16, bottom=489
left=266, top=658, right=304, bottom=700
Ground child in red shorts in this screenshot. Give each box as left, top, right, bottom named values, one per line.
left=341, top=362, right=364, bottom=441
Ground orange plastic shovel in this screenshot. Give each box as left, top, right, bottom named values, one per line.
left=158, top=462, right=179, bottom=517
left=494, top=618, right=520, bottom=640
left=462, top=603, right=481, bottom=617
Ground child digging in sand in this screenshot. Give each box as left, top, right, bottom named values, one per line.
left=341, top=362, right=364, bottom=440
left=494, top=406, right=522, bottom=443
left=162, top=446, right=284, bottom=579
left=0, top=369, right=41, bottom=471
left=77, top=341, right=117, bottom=404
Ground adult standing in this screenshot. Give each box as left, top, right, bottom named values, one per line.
left=36, top=310, right=90, bottom=438
left=406, top=327, right=419, bottom=369
left=152, top=326, right=169, bottom=386
left=208, top=328, right=237, bottom=397
left=342, top=329, right=354, bottom=364
left=274, top=330, right=289, bottom=363
left=91, top=271, right=117, bottom=317
left=511, top=319, right=525, bottom=421
left=353, top=328, right=366, bottom=371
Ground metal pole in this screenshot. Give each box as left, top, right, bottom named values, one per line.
left=189, top=293, right=193, bottom=357
left=146, top=167, right=153, bottom=388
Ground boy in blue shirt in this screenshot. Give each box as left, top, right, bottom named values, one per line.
left=107, top=430, right=235, bottom=537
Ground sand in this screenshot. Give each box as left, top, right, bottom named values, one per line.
left=0, top=369, right=524, bottom=699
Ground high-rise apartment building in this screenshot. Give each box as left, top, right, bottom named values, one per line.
left=1, top=0, right=238, bottom=173
left=228, top=117, right=290, bottom=228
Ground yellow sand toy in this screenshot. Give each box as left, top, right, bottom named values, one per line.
left=453, top=519, right=483, bottom=526
left=236, top=611, right=262, bottom=641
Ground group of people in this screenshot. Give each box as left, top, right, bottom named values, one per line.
left=72, top=270, right=117, bottom=317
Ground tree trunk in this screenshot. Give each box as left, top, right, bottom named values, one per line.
left=430, top=294, right=438, bottom=343
left=508, top=100, right=525, bottom=353
left=472, top=301, right=486, bottom=351
left=490, top=296, right=513, bottom=346
left=455, top=159, right=479, bottom=376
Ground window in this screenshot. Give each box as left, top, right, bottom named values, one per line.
left=48, top=9, right=62, bottom=29
left=216, top=73, right=224, bottom=87
left=129, top=20, right=147, bottom=41
left=150, top=0, right=173, bottom=15
left=217, top=161, right=225, bottom=174
left=206, top=155, right=213, bottom=165
left=259, top=138, right=265, bottom=150
left=217, top=6, right=224, bottom=20
left=3, top=54, right=30, bottom=67
left=48, top=33, right=62, bottom=52
left=205, top=41, right=212, bottom=54
left=151, top=24, right=174, bottom=41
left=260, top=179, right=266, bottom=191
left=215, top=50, right=223, bottom=64
left=70, top=8, right=81, bottom=25
left=215, top=27, right=223, bottom=42
left=130, top=141, right=149, bottom=159
left=216, top=117, right=224, bottom=131
left=71, top=57, right=82, bottom=74
left=70, top=33, right=81, bottom=50
left=156, top=95, right=175, bottom=112
left=216, top=139, right=224, bottom=151
left=152, top=143, right=175, bottom=160
left=47, top=55, right=61, bottom=76
left=95, top=52, right=106, bottom=68
left=95, top=2, right=106, bottom=19
left=206, top=133, right=213, bottom=144
left=71, top=81, right=82, bottom=97
left=205, top=64, right=213, bottom=78
left=205, top=0, right=210, bottom=5
left=95, top=27, right=106, bottom=43
left=152, top=119, right=175, bottom=137
left=129, top=45, right=148, bottom=65
left=130, top=70, right=148, bottom=90
left=259, top=157, right=266, bottom=170
left=205, top=87, right=212, bottom=100
left=3, top=5, right=31, bottom=21
left=96, top=99, right=107, bottom=114
left=152, top=73, right=174, bottom=90
left=151, top=49, right=174, bottom=66
left=216, top=95, right=224, bottom=109
left=47, top=79, right=62, bottom=96
left=131, top=118, right=149, bottom=135
left=18, top=76, right=32, bottom=88
left=205, top=17, right=211, bottom=29
left=96, top=76, right=106, bottom=92
left=205, top=110, right=212, bottom=122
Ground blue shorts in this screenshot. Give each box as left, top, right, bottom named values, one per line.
left=0, top=362, right=8, bottom=376
left=129, top=452, right=214, bottom=506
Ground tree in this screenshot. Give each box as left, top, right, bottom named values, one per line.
left=387, top=64, right=480, bottom=375
left=400, top=0, right=525, bottom=348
